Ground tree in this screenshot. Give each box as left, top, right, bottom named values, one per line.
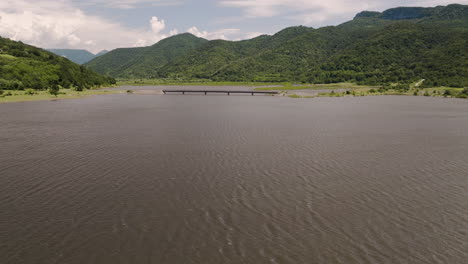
left=443, top=89, right=452, bottom=97
left=48, top=84, right=59, bottom=97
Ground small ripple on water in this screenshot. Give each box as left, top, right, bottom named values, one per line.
left=1, top=95, right=468, bottom=263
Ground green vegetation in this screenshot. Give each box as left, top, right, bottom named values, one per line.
left=0, top=37, right=115, bottom=92
left=85, top=33, right=208, bottom=78
left=288, top=94, right=315, bottom=99
left=288, top=94, right=304, bottom=98
left=0, top=89, right=123, bottom=103
left=255, top=82, right=379, bottom=91
left=24, top=88, right=36, bottom=95
left=86, top=4, right=467, bottom=88
left=281, top=85, right=466, bottom=99
left=48, top=85, right=60, bottom=97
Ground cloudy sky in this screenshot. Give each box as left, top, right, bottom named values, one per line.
left=0, top=0, right=465, bottom=53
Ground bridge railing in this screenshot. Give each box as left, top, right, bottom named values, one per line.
left=162, top=90, right=278, bottom=96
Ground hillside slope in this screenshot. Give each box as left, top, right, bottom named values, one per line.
left=85, top=33, right=208, bottom=78
left=0, top=37, right=115, bottom=90
left=158, top=26, right=315, bottom=80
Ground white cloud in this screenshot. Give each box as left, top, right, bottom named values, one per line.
left=150, top=16, right=166, bottom=34
left=187, top=26, right=266, bottom=42
left=244, top=32, right=266, bottom=39
left=0, top=0, right=251, bottom=53
left=0, top=0, right=178, bottom=53
left=75, top=0, right=184, bottom=9
left=187, top=26, right=242, bottom=40
left=218, top=0, right=468, bottom=26
left=219, top=0, right=372, bottom=25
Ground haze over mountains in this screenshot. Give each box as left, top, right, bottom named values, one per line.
left=47, top=49, right=109, bottom=64
left=86, top=4, right=468, bottom=87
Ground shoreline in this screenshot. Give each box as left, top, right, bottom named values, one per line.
left=0, top=89, right=124, bottom=104
left=1, top=85, right=466, bottom=104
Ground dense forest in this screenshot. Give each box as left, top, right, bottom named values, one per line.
left=86, top=4, right=467, bottom=87
left=85, top=34, right=208, bottom=78
left=0, top=37, right=115, bottom=90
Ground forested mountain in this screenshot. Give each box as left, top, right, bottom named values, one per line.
left=157, top=27, right=315, bottom=80
left=47, top=49, right=107, bottom=64
left=86, top=4, right=468, bottom=87
left=85, top=33, right=208, bottom=78
left=0, top=37, right=115, bottom=90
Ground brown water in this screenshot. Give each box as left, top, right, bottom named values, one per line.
left=1, top=90, right=468, bottom=264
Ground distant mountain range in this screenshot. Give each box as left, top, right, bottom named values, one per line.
left=85, top=4, right=467, bottom=87
left=48, top=49, right=109, bottom=64
left=0, top=38, right=115, bottom=90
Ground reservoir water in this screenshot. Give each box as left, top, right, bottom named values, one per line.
left=1, top=89, right=468, bottom=263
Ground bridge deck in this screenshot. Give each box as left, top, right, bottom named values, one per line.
left=162, top=90, right=278, bottom=95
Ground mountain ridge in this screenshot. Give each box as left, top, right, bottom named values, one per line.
left=85, top=4, right=467, bottom=87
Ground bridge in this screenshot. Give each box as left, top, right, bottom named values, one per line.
left=162, top=90, right=279, bottom=96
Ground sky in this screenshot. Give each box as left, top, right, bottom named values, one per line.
left=0, top=0, right=465, bottom=53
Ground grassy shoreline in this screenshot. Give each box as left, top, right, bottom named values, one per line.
left=254, top=82, right=379, bottom=91
left=285, top=87, right=466, bottom=99
left=1, top=82, right=466, bottom=103
left=0, top=89, right=124, bottom=103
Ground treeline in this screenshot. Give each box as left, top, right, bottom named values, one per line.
left=0, top=37, right=115, bottom=90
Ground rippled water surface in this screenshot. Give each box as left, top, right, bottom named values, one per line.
left=1, top=91, right=468, bottom=264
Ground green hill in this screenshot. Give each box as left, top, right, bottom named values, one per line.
left=86, top=4, right=468, bottom=87
left=158, top=26, right=315, bottom=80
left=0, top=37, right=115, bottom=90
left=315, top=22, right=467, bottom=87
left=355, top=4, right=468, bottom=21
left=85, top=33, right=208, bottom=78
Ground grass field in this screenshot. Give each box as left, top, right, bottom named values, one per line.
left=117, top=79, right=286, bottom=87
left=0, top=89, right=123, bottom=103
left=255, top=82, right=379, bottom=91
